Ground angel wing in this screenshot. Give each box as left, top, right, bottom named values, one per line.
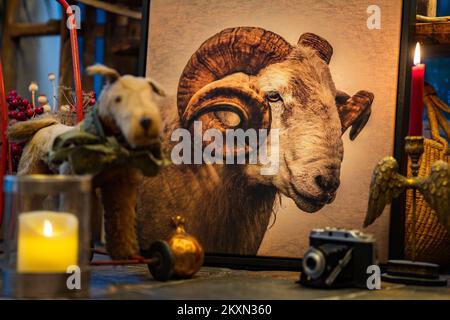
left=417, top=161, right=450, bottom=232
left=363, top=157, right=408, bottom=228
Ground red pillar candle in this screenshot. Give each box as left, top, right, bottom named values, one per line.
left=408, top=43, right=425, bottom=136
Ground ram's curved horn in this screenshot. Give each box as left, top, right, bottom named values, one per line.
left=178, top=27, right=293, bottom=125
left=182, top=72, right=271, bottom=132
left=298, top=33, right=333, bottom=64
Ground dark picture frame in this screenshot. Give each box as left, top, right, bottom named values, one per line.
left=389, top=0, right=418, bottom=261
left=139, top=0, right=417, bottom=270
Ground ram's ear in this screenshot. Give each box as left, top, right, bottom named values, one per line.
left=86, top=64, right=120, bottom=83
left=147, top=78, right=166, bottom=97
left=335, top=90, right=350, bottom=106
left=337, top=90, right=374, bottom=140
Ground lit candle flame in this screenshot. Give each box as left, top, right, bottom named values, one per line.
left=43, top=219, right=53, bottom=237
left=414, top=42, right=421, bottom=66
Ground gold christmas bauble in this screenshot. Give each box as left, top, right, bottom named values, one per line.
left=168, top=216, right=204, bottom=278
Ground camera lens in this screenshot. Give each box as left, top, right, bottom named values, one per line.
left=306, top=257, right=317, bottom=270
left=302, top=248, right=326, bottom=279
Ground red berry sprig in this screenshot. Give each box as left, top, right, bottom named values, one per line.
left=6, top=89, right=40, bottom=121
left=5, top=89, right=43, bottom=172
left=10, top=142, right=25, bottom=172
left=86, top=90, right=97, bottom=107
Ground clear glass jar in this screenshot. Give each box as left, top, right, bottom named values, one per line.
left=2, top=175, right=92, bottom=298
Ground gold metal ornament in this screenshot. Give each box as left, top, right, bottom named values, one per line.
left=364, top=84, right=450, bottom=286
left=168, top=216, right=205, bottom=278
left=364, top=137, right=450, bottom=260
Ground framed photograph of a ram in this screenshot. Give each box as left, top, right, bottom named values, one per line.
left=138, top=0, right=415, bottom=267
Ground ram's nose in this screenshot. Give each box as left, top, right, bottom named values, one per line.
left=140, top=117, right=153, bottom=131
left=314, top=174, right=340, bottom=195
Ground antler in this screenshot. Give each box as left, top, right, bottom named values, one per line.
left=337, top=90, right=374, bottom=140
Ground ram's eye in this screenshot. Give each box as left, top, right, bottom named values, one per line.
left=115, top=96, right=122, bottom=103
left=267, top=91, right=282, bottom=103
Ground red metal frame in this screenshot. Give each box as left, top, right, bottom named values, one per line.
left=57, top=0, right=84, bottom=123
left=0, top=59, right=8, bottom=226
left=90, top=248, right=155, bottom=266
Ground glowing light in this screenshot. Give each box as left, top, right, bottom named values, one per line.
left=414, top=42, right=421, bottom=66
left=43, top=219, right=53, bottom=237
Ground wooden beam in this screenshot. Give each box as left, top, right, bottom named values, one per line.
left=59, top=18, right=74, bottom=106
left=104, top=13, right=137, bottom=76
left=9, top=20, right=61, bottom=39
left=82, top=6, right=97, bottom=91
left=112, top=38, right=140, bottom=56
left=416, top=22, right=450, bottom=45
left=1, top=0, right=20, bottom=92
left=74, top=0, right=142, bottom=20
left=417, top=0, right=437, bottom=17
left=417, top=15, right=450, bottom=23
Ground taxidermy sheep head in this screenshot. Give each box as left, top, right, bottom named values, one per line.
left=176, top=27, right=374, bottom=213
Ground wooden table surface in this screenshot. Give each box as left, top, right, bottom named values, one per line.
left=88, top=264, right=450, bottom=300
left=0, top=248, right=448, bottom=299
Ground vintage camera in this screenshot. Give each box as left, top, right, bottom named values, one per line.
left=300, top=228, right=377, bottom=289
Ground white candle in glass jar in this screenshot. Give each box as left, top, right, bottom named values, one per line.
left=17, top=211, right=78, bottom=273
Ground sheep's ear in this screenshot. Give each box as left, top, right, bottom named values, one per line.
left=86, top=64, right=120, bottom=83
left=337, top=90, right=374, bottom=140
left=147, top=78, right=166, bottom=97
left=335, top=90, right=350, bottom=106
